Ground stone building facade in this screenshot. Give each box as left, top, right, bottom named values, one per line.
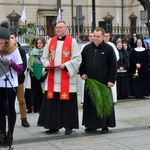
left=0, top=0, right=147, bottom=37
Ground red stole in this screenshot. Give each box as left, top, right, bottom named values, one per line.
left=47, top=35, right=72, bottom=100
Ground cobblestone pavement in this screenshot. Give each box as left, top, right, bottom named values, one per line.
left=1, top=97, right=150, bottom=150
left=116, top=97, right=150, bottom=127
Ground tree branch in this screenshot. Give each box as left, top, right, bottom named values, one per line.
left=137, top=0, right=147, bottom=9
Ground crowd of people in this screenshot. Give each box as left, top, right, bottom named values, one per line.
left=0, top=20, right=150, bottom=148
left=113, top=34, right=150, bottom=100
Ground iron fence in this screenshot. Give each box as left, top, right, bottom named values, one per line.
left=10, top=25, right=149, bottom=43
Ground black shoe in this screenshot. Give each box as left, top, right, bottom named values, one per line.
left=139, top=96, right=144, bottom=99
left=0, top=133, right=5, bottom=147
left=45, top=129, right=59, bottom=134
left=85, top=128, right=96, bottom=132
left=135, top=96, right=140, bottom=98
left=102, top=127, right=109, bottom=133
left=33, top=110, right=38, bottom=113
left=4, top=134, right=13, bottom=147
left=22, top=119, right=30, bottom=127
left=65, top=128, right=72, bottom=135
left=27, top=109, right=32, bottom=113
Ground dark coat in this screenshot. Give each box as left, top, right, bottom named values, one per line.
left=130, top=37, right=137, bottom=49
left=79, top=41, right=117, bottom=129
left=118, top=49, right=130, bottom=70
left=17, top=42, right=27, bottom=83
left=79, top=41, right=117, bottom=85
left=117, top=49, right=130, bottom=99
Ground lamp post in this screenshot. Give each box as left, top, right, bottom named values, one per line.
left=121, top=0, right=124, bottom=35
left=92, top=0, right=96, bottom=31
left=71, top=0, right=74, bottom=36
left=57, top=0, right=61, bottom=10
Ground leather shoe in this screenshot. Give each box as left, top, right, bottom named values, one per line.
left=27, top=109, right=32, bottom=113
left=0, top=133, right=5, bottom=147
left=102, top=127, right=109, bottom=133
left=4, top=134, right=13, bottom=147
left=65, top=128, right=72, bottom=135
left=45, top=129, right=59, bottom=134
left=22, top=119, right=30, bottom=127
left=85, top=128, right=96, bottom=132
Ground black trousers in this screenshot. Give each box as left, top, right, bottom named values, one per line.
left=25, top=88, right=32, bottom=111
left=0, top=87, right=17, bottom=135
left=30, top=74, right=44, bottom=112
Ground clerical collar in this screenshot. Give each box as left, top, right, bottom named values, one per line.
left=57, top=35, right=66, bottom=41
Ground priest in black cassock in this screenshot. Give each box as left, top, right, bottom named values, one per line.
left=79, top=27, right=117, bottom=133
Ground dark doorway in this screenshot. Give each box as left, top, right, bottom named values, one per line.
left=46, top=16, right=56, bottom=37
left=130, top=19, right=136, bottom=35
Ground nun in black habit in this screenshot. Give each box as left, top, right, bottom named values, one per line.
left=129, top=38, right=149, bottom=98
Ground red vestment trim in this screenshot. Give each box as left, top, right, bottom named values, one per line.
left=47, top=35, right=72, bottom=100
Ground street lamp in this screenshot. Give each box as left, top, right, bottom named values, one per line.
left=57, top=0, right=61, bottom=11
left=121, top=0, right=124, bottom=35
left=71, top=0, right=74, bottom=36
left=92, top=0, right=96, bottom=31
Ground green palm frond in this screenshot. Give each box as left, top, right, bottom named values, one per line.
left=85, top=78, right=113, bottom=118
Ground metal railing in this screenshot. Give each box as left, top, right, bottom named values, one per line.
left=10, top=25, right=149, bottom=43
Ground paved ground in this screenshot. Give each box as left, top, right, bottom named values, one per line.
left=1, top=97, right=150, bottom=150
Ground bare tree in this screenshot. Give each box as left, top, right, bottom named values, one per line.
left=133, top=0, right=150, bottom=36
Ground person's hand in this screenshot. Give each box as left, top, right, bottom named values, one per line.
left=0, top=58, right=11, bottom=66
left=59, top=64, right=65, bottom=69
left=81, top=74, right=88, bottom=80
left=107, top=82, right=114, bottom=87
left=119, top=66, right=124, bottom=71
left=136, top=63, right=141, bottom=69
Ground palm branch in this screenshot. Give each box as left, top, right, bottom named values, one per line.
left=85, top=78, right=113, bottom=118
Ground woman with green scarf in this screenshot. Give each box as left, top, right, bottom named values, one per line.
left=27, top=36, right=45, bottom=114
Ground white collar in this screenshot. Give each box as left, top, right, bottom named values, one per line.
left=135, top=47, right=145, bottom=52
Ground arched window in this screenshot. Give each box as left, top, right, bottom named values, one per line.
left=7, top=10, right=21, bottom=26
left=129, top=12, right=137, bottom=35
left=103, top=12, right=114, bottom=33
left=7, top=10, right=21, bottom=33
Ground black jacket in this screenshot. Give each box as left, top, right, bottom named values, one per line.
left=17, top=42, right=27, bottom=83
left=79, top=41, right=117, bottom=85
